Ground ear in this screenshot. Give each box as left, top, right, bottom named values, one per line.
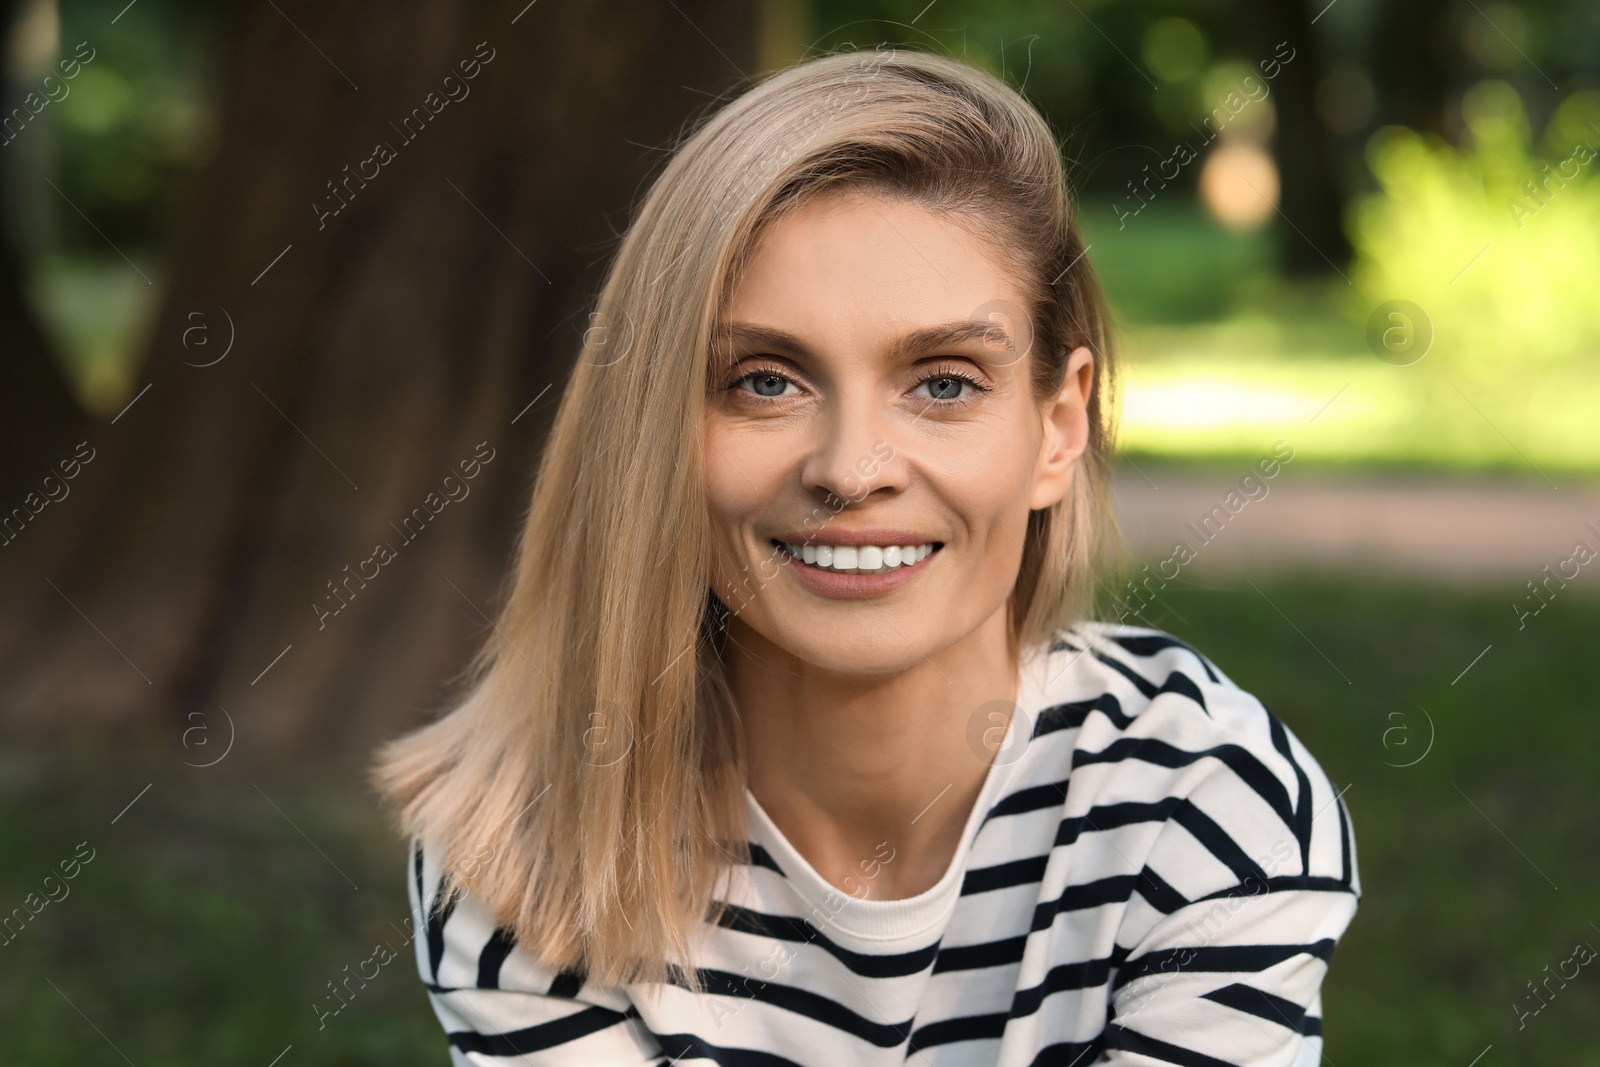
left=1029, top=345, right=1095, bottom=510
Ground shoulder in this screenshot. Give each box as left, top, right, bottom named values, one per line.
left=406, top=837, right=632, bottom=1010
left=1043, top=619, right=1237, bottom=713
left=1034, top=618, right=1306, bottom=775
left=402, top=840, right=669, bottom=1060
left=1019, top=620, right=1358, bottom=898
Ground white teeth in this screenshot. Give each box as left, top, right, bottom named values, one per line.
left=777, top=541, right=938, bottom=574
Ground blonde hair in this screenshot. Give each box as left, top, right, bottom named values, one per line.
left=369, top=46, right=1120, bottom=994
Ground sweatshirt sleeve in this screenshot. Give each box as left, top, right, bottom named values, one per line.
left=408, top=839, right=669, bottom=1065
left=1097, top=705, right=1362, bottom=1066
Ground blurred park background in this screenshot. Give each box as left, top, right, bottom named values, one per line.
left=1, top=0, right=1597, bottom=1062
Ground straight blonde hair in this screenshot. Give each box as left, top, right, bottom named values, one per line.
left=369, top=46, right=1120, bottom=994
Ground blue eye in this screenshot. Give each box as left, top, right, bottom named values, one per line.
left=724, top=364, right=989, bottom=406
left=726, top=362, right=803, bottom=399
left=743, top=372, right=793, bottom=398
left=914, top=372, right=988, bottom=404
left=921, top=377, right=967, bottom=401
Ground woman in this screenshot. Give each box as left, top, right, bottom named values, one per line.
left=371, top=47, right=1359, bottom=1065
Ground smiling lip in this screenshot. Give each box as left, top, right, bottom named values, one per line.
left=768, top=531, right=943, bottom=600
left=768, top=528, right=936, bottom=548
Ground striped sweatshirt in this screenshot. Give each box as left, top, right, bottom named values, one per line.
left=407, top=621, right=1361, bottom=1065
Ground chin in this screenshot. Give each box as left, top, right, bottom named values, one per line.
left=738, top=604, right=956, bottom=677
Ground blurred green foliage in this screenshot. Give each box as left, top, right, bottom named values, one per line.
left=27, top=249, right=162, bottom=414
left=809, top=0, right=1269, bottom=202
left=1077, top=199, right=1277, bottom=324
left=13, top=0, right=1600, bottom=461
left=1347, top=80, right=1600, bottom=375
left=50, top=0, right=217, bottom=249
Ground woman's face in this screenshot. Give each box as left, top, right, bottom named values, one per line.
left=704, top=187, right=1094, bottom=676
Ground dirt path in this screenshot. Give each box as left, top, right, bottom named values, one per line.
left=1109, top=466, right=1600, bottom=584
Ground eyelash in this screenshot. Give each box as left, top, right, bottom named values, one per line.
left=725, top=362, right=992, bottom=407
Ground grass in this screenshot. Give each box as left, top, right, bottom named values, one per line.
left=1138, top=572, right=1600, bottom=1065
left=1112, top=318, right=1600, bottom=478
left=2, top=574, right=1597, bottom=1063
left=0, top=750, right=443, bottom=1065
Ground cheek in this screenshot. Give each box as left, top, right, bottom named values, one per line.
left=701, top=447, right=751, bottom=603
left=933, top=422, right=1039, bottom=539
left=926, top=427, right=1039, bottom=598
left=703, top=420, right=785, bottom=544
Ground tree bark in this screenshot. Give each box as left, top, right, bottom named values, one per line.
left=0, top=0, right=761, bottom=758
left=0, top=224, right=85, bottom=504
left=0, top=0, right=89, bottom=505
left=1231, top=0, right=1352, bottom=275
left=1368, top=0, right=1455, bottom=138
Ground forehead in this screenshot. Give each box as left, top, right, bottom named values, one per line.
left=721, top=188, right=1030, bottom=356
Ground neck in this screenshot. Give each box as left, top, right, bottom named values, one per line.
left=725, top=609, right=1020, bottom=901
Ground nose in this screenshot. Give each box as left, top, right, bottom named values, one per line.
left=798, top=385, right=907, bottom=508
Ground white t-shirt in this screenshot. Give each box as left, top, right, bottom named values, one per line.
left=407, top=621, right=1360, bottom=1065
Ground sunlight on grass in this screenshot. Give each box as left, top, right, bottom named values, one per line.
left=1116, top=323, right=1600, bottom=474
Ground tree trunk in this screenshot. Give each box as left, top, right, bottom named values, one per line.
left=0, top=0, right=89, bottom=505
left=0, top=226, right=85, bottom=504
left=1231, top=0, right=1352, bottom=275
left=0, top=0, right=761, bottom=759
left=1368, top=0, right=1455, bottom=139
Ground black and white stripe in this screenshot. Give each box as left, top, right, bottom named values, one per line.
left=407, top=621, right=1360, bottom=1065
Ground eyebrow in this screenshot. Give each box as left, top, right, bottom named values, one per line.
left=712, top=319, right=1015, bottom=365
